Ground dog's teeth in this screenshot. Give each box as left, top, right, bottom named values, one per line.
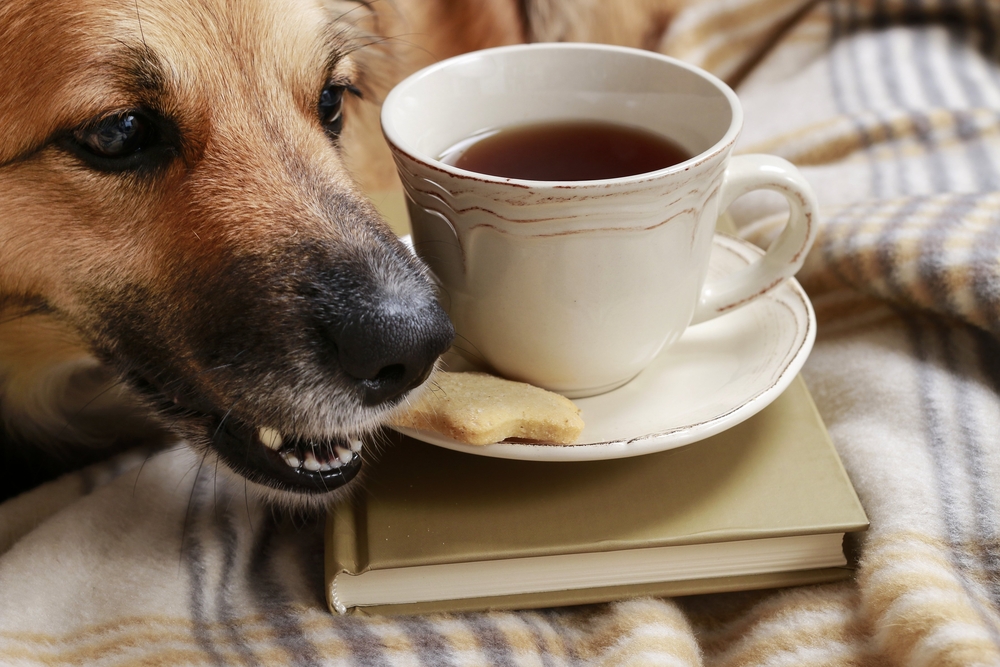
left=303, top=451, right=322, bottom=472
left=335, top=446, right=353, bottom=464
left=281, top=451, right=300, bottom=468
left=350, top=439, right=363, bottom=452
left=258, top=427, right=283, bottom=451
left=319, top=460, right=334, bottom=472
left=330, top=458, right=343, bottom=468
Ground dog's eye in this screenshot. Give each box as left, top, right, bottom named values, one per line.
left=318, top=83, right=346, bottom=135
left=73, top=112, right=154, bottom=159
left=64, top=110, right=175, bottom=173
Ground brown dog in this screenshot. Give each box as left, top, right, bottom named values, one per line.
left=0, top=0, right=466, bottom=507
left=0, top=0, right=676, bottom=506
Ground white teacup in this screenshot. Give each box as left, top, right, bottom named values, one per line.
left=381, top=43, right=817, bottom=398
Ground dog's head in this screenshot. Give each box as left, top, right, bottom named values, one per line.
left=0, top=0, right=454, bottom=506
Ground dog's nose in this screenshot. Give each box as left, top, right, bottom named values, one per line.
left=335, top=298, right=455, bottom=405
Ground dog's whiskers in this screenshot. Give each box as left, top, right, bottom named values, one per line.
left=133, top=0, right=147, bottom=51
left=451, top=333, right=489, bottom=367
left=244, top=478, right=255, bottom=536
left=331, top=0, right=380, bottom=26
left=178, top=447, right=211, bottom=569
left=212, top=408, right=234, bottom=441
left=51, top=373, right=131, bottom=444
left=0, top=304, right=48, bottom=327
left=340, top=32, right=428, bottom=61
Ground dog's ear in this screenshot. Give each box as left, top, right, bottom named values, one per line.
left=319, top=0, right=526, bottom=194
left=318, top=0, right=524, bottom=68
left=319, top=0, right=530, bottom=116
left=521, top=0, right=680, bottom=51
left=409, top=0, right=527, bottom=57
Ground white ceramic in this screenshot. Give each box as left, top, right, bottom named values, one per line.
left=382, top=43, right=817, bottom=398
left=392, top=234, right=816, bottom=461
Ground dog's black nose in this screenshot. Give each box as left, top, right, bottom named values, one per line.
left=335, top=298, right=454, bottom=405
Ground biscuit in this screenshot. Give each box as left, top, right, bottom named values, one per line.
left=389, top=372, right=584, bottom=445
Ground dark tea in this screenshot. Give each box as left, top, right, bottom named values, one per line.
left=438, top=120, right=690, bottom=181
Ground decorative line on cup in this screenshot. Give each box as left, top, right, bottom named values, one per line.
left=402, top=177, right=723, bottom=228
left=464, top=207, right=705, bottom=238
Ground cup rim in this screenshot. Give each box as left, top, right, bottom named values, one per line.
left=380, top=42, right=743, bottom=189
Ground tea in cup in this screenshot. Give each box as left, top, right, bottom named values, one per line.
left=381, top=43, right=817, bottom=398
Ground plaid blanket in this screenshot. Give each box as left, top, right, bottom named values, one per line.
left=3, top=0, right=1000, bottom=664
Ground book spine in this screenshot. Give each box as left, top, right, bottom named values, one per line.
left=325, top=500, right=368, bottom=614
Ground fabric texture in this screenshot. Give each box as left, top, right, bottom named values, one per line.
left=4, top=0, right=1000, bottom=664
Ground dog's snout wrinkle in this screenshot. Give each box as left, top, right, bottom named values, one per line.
left=333, top=296, right=454, bottom=406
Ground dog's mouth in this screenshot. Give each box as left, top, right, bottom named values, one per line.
left=131, top=376, right=364, bottom=495
left=210, top=418, right=364, bottom=495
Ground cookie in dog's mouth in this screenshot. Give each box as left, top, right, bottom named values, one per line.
left=210, top=418, right=364, bottom=494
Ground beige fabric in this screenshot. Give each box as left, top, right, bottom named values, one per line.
left=4, top=0, right=1000, bottom=664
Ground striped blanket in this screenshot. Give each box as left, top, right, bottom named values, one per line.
left=3, top=0, right=1000, bottom=664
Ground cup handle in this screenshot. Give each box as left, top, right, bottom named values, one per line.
left=691, top=154, right=818, bottom=325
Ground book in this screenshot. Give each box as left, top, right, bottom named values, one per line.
left=324, top=375, right=868, bottom=615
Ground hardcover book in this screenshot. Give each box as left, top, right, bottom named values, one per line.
left=325, top=376, right=868, bottom=615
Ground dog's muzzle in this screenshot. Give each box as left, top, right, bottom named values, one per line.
left=115, top=231, right=455, bottom=499
left=208, top=291, right=453, bottom=496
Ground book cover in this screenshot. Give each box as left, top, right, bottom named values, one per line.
left=325, top=376, right=868, bottom=615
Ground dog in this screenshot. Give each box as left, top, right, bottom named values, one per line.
left=0, top=0, right=677, bottom=507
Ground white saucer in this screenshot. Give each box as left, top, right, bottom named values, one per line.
left=393, top=233, right=816, bottom=461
